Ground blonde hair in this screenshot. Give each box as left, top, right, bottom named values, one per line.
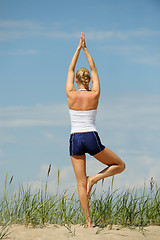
left=76, top=68, right=90, bottom=90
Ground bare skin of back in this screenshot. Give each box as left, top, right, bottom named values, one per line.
left=67, top=90, right=99, bottom=111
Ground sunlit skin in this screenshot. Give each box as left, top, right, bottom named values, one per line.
left=66, top=32, right=125, bottom=228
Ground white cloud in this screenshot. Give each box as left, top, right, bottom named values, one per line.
left=0, top=20, right=159, bottom=42
left=0, top=104, right=69, bottom=128
left=86, top=29, right=160, bottom=40
left=122, top=29, right=160, bottom=38
left=97, top=94, right=160, bottom=131
left=98, top=44, right=160, bottom=66
left=132, top=55, right=160, bottom=67
left=0, top=30, right=25, bottom=41
left=0, top=20, right=40, bottom=41
left=0, top=21, right=159, bottom=67
left=98, top=45, right=144, bottom=58
left=42, top=31, right=79, bottom=39
left=0, top=20, right=40, bottom=29
left=0, top=49, right=37, bottom=56
left=0, top=20, right=79, bottom=41
left=0, top=30, right=79, bottom=41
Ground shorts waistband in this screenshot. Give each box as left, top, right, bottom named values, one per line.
left=71, top=131, right=97, bottom=135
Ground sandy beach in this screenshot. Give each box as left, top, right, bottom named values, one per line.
left=1, top=224, right=160, bottom=240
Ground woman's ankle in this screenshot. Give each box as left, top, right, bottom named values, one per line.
left=86, top=217, right=93, bottom=228
left=87, top=177, right=94, bottom=198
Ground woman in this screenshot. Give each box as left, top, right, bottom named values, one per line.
left=66, top=32, right=125, bottom=228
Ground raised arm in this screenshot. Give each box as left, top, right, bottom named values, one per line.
left=81, top=33, right=100, bottom=96
left=66, top=37, right=82, bottom=96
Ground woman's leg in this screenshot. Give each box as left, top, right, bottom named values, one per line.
left=71, top=155, right=93, bottom=227
left=87, top=147, right=125, bottom=196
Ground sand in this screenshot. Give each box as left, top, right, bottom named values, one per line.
left=1, top=224, right=160, bottom=240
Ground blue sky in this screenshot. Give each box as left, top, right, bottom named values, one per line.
left=0, top=0, right=160, bottom=193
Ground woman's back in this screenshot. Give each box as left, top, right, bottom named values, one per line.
left=67, top=90, right=99, bottom=111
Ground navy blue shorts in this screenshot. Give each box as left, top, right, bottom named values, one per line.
left=69, top=131, right=105, bottom=156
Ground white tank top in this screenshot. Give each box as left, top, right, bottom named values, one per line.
left=69, top=109, right=97, bottom=134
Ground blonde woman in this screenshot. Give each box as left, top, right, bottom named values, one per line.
left=66, top=32, right=125, bottom=227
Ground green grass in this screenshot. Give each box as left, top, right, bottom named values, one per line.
left=0, top=221, right=11, bottom=239
left=0, top=173, right=159, bottom=228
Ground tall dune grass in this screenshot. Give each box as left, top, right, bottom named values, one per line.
left=0, top=173, right=159, bottom=228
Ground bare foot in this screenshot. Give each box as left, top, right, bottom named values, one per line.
left=86, top=222, right=93, bottom=228
left=86, top=176, right=93, bottom=199
left=86, top=216, right=93, bottom=228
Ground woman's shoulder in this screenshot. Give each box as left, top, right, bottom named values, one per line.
left=67, top=90, right=99, bottom=110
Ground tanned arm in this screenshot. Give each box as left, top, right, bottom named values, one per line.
left=81, top=33, right=100, bottom=96
left=66, top=36, right=82, bottom=96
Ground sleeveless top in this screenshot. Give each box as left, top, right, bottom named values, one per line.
left=69, top=109, right=97, bottom=134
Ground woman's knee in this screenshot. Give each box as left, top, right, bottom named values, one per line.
left=119, top=161, right=126, bottom=172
